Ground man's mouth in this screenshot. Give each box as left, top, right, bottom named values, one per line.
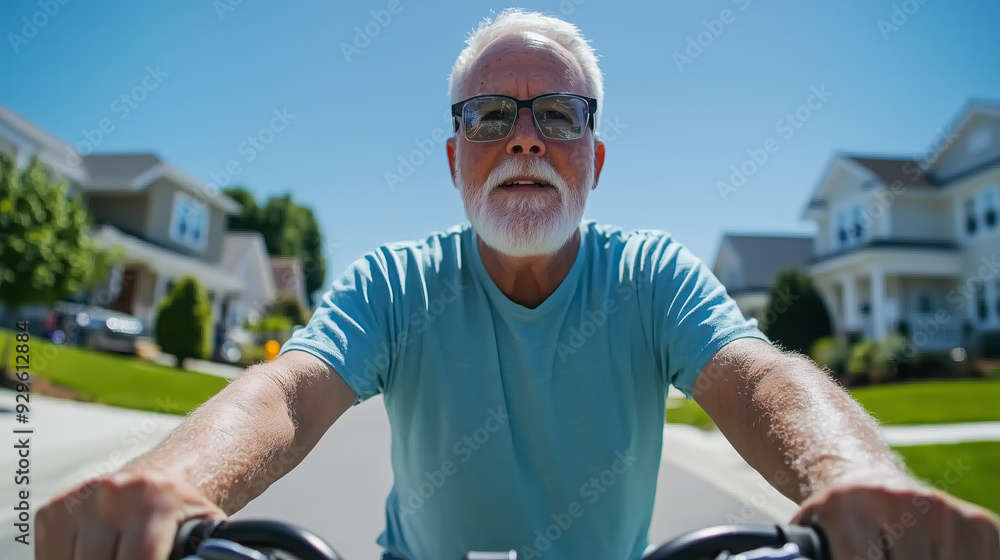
left=497, top=179, right=555, bottom=191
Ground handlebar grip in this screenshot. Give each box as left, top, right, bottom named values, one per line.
left=780, top=525, right=830, bottom=560
left=170, top=518, right=226, bottom=560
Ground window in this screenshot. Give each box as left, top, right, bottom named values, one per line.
left=168, top=192, right=209, bottom=251
left=853, top=205, right=866, bottom=241
left=917, top=293, right=934, bottom=314
left=983, top=189, right=997, bottom=230
left=837, top=211, right=849, bottom=246
left=965, top=198, right=978, bottom=236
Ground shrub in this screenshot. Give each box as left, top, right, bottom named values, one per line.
left=155, top=276, right=212, bottom=367
left=810, top=336, right=848, bottom=375
left=762, top=268, right=834, bottom=355
left=872, top=334, right=914, bottom=382
left=847, top=340, right=879, bottom=377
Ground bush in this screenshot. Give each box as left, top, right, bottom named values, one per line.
left=762, top=268, right=833, bottom=355
left=155, top=276, right=212, bottom=367
left=847, top=340, right=879, bottom=377
left=872, top=334, right=914, bottom=382
left=810, top=336, right=848, bottom=375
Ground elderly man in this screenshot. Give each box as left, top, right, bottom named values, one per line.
left=37, top=9, right=999, bottom=560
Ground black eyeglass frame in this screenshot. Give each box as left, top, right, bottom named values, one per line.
left=451, top=92, right=598, bottom=141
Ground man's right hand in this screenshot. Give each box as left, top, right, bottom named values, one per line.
left=35, top=469, right=227, bottom=560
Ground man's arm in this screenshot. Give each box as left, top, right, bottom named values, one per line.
left=35, top=350, right=357, bottom=560
left=693, top=337, right=999, bottom=559
left=124, top=349, right=357, bottom=512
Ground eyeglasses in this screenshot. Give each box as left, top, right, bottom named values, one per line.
left=451, top=92, right=598, bottom=142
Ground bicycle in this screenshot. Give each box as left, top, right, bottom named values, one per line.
left=170, top=518, right=830, bottom=560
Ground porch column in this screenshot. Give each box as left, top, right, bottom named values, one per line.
left=842, top=275, right=859, bottom=333
left=818, top=283, right=839, bottom=334
left=870, top=268, right=887, bottom=340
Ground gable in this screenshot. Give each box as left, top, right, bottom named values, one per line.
left=926, top=103, right=1000, bottom=182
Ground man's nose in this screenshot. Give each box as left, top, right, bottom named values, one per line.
left=506, top=108, right=545, bottom=156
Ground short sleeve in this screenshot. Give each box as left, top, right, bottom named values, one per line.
left=279, top=251, right=396, bottom=405
left=647, top=237, right=770, bottom=398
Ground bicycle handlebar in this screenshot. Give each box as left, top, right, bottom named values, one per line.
left=171, top=519, right=828, bottom=560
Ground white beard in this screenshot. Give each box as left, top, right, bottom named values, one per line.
left=455, top=156, right=592, bottom=257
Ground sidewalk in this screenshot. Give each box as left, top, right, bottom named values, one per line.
left=881, top=422, right=1000, bottom=446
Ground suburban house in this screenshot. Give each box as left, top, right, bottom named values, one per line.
left=802, top=100, right=1000, bottom=352
left=711, top=234, right=815, bottom=325
left=0, top=103, right=273, bottom=339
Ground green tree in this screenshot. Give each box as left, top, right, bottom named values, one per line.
left=222, top=188, right=326, bottom=305
left=763, top=268, right=834, bottom=356
left=0, top=153, right=113, bottom=373
left=155, top=276, right=212, bottom=367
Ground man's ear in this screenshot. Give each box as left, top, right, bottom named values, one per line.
left=592, top=139, right=606, bottom=190
left=447, top=137, right=458, bottom=189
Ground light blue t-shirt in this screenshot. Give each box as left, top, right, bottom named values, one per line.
left=280, top=221, right=768, bottom=560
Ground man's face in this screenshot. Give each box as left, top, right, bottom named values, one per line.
left=447, top=33, right=605, bottom=257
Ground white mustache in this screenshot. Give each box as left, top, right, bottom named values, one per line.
left=484, top=158, right=569, bottom=194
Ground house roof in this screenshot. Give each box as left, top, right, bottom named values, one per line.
left=81, top=153, right=242, bottom=214
left=722, top=234, right=814, bottom=290
left=845, top=156, right=937, bottom=189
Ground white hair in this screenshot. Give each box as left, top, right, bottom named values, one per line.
left=448, top=8, right=604, bottom=133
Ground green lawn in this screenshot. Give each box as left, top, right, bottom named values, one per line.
left=666, top=379, right=1000, bottom=430
left=3, top=330, right=229, bottom=415
left=852, top=380, right=1000, bottom=425
left=895, top=442, right=1000, bottom=515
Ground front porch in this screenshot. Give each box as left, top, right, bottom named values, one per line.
left=811, top=249, right=976, bottom=352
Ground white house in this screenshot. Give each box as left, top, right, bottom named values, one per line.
left=802, top=100, right=1000, bottom=352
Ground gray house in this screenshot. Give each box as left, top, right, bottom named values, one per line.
left=0, top=103, right=251, bottom=336
left=711, top=234, right=815, bottom=325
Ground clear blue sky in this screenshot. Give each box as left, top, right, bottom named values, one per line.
left=2, top=1, right=999, bottom=292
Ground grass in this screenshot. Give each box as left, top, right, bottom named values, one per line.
left=3, top=329, right=229, bottom=415
left=852, top=379, right=1000, bottom=425
left=666, top=379, right=1000, bottom=430
left=894, top=442, right=1000, bottom=515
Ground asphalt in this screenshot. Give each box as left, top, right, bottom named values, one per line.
left=1, top=391, right=996, bottom=560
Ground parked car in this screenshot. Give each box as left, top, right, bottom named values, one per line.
left=53, top=302, right=146, bottom=354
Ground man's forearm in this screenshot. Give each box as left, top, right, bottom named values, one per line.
left=695, top=340, right=914, bottom=504
left=123, top=365, right=307, bottom=514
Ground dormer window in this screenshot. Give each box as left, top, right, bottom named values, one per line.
left=853, top=205, right=867, bottom=242
left=837, top=211, right=849, bottom=246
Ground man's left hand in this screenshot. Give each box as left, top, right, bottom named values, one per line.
left=791, top=482, right=1000, bottom=559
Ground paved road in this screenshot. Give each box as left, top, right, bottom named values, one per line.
left=25, top=393, right=1000, bottom=559
left=1, top=391, right=796, bottom=560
